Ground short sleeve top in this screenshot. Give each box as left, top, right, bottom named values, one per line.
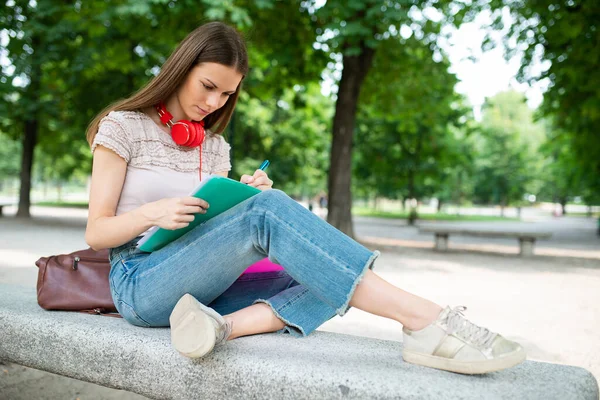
left=91, top=110, right=231, bottom=221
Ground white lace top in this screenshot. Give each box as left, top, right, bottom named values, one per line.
left=91, top=110, right=231, bottom=225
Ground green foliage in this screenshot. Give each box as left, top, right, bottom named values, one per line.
left=5, top=0, right=594, bottom=217
left=230, top=83, right=333, bottom=196
left=353, top=36, right=472, bottom=205
left=241, top=1, right=327, bottom=99
left=487, top=0, right=600, bottom=196
left=0, top=0, right=326, bottom=195
left=471, top=91, right=544, bottom=206
left=535, top=120, right=599, bottom=206
left=0, top=132, right=21, bottom=178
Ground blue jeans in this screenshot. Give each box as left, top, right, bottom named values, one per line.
left=108, top=189, right=379, bottom=337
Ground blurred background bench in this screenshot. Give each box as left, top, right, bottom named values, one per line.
left=419, top=227, right=552, bottom=256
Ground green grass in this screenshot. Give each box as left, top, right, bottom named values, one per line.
left=34, top=201, right=89, bottom=209
left=352, top=208, right=520, bottom=222
left=566, top=212, right=600, bottom=218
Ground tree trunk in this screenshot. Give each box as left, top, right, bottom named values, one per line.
left=401, top=125, right=423, bottom=226
left=408, top=206, right=418, bottom=226
left=16, top=119, right=38, bottom=218
left=327, top=44, right=375, bottom=238
left=57, top=181, right=63, bottom=202
left=16, top=34, right=41, bottom=218
left=407, top=167, right=417, bottom=226
left=560, top=199, right=567, bottom=216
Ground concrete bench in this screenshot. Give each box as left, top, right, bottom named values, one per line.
left=419, top=227, right=552, bottom=256
left=1, top=284, right=597, bottom=400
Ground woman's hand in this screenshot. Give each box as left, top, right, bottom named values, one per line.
left=240, top=169, right=273, bottom=191
left=141, top=197, right=209, bottom=230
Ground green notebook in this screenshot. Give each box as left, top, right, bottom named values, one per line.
left=136, top=175, right=261, bottom=252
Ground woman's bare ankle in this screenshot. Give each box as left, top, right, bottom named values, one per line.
left=402, top=304, right=443, bottom=331
left=223, top=304, right=285, bottom=340
left=223, top=316, right=236, bottom=340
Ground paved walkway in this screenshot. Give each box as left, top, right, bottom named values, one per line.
left=1, top=206, right=598, bottom=399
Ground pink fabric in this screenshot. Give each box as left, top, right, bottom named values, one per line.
left=242, top=258, right=284, bottom=274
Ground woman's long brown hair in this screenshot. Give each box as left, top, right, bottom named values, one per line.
left=86, top=22, right=248, bottom=147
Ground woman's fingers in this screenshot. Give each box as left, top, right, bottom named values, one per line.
left=240, top=174, right=254, bottom=184
left=241, top=171, right=273, bottom=189
left=253, top=178, right=273, bottom=188
left=176, top=214, right=195, bottom=223
left=179, top=205, right=206, bottom=214
left=181, top=196, right=209, bottom=209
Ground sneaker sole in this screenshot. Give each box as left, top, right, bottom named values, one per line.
left=402, top=347, right=526, bottom=375
left=169, top=293, right=216, bottom=358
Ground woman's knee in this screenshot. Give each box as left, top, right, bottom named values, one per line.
left=250, top=189, right=290, bottom=210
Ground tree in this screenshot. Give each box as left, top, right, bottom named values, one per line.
left=0, top=133, right=21, bottom=192
left=536, top=120, right=592, bottom=215
left=307, top=0, right=485, bottom=237
left=471, top=91, right=544, bottom=214
left=0, top=1, right=63, bottom=216
left=0, top=0, right=324, bottom=216
left=487, top=0, right=600, bottom=198
left=229, top=82, right=333, bottom=196
left=353, top=35, right=471, bottom=224
left=1, top=1, right=181, bottom=216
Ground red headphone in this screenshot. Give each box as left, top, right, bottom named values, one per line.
left=154, top=102, right=205, bottom=147
left=155, top=102, right=205, bottom=181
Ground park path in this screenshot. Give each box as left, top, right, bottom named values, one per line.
left=1, top=206, right=598, bottom=399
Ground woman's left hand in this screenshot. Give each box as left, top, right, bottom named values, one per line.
left=240, top=170, right=273, bottom=191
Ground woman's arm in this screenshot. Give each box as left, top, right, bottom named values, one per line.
left=86, top=146, right=209, bottom=251
left=85, top=146, right=154, bottom=251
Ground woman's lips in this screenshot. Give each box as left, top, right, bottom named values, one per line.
left=196, top=106, right=209, bottom=115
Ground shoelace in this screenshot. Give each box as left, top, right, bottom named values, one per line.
left=445, top=306, right=497, bottom=348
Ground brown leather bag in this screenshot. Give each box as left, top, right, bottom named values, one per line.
left=35, top=248, right=119, bottom=315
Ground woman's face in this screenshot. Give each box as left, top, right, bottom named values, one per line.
left=177, top=62, right=243, bottom=121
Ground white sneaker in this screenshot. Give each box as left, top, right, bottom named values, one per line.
left=169, top=293, right=232, bottom=358
left=402, top=306, right=526, bottom=374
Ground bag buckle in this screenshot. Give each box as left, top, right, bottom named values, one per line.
left=73, top=256, right=80, bottom=270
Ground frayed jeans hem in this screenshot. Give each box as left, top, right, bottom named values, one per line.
left=253, top=298, right=306, bottom=338
left=336, top=250, right=380, bottom=317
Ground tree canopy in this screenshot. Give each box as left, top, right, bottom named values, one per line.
left=1, top=0, right=598, bottom=225
left=487, top=0, right=600, bottom=196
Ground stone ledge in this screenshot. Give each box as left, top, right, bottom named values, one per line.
left=0, top=284, right=598, bottom=400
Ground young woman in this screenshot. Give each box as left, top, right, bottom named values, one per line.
left=85, top=21, right=525, bottom=375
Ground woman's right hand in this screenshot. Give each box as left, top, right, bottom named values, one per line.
left=141, top=197, right=209, bottom=230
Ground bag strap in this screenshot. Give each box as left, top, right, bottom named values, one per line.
left=79, top=308, right=122, bottom=318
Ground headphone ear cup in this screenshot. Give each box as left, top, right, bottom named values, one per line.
left=182, top=120, right=197, bottom=146
left=171, top=122, right=191, bottom=146
left=190, top=122, right=205, bottom=147
left=170, top=120, right=204, bottom=147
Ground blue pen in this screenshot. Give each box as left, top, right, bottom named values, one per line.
left=258, top=160, right=270, bottom=171
left=245, top=160, right=270, bottom=185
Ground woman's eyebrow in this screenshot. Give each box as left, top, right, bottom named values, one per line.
left=204, top=78, right=236, bottom=94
